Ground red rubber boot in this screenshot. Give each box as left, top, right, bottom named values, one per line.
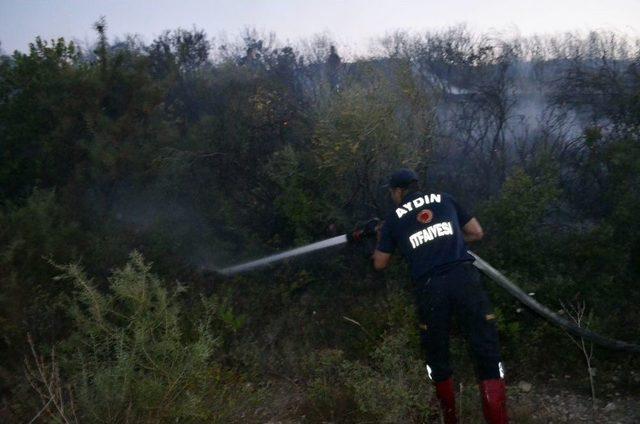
left=435, top=377, right=458, bottom=424
left=479, top=378, right=508, bottom=424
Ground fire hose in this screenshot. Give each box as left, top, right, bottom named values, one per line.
left=218, top=224, right=640, bottom=353
left=469, top=251, right=640, bottom=353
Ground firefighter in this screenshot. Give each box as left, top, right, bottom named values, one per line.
left=372, top=169, right=508, bottom=424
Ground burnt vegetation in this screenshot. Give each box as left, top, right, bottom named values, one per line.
left=0, top=23, right=639, bottom=422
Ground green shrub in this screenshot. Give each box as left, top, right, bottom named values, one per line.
left=302, top=331, right=433, bottom=423
left=342, top=330, right=433, bottom=423
left=24, top=252, right=267, bottom=423
left=0, top=189, right=82, bottom=375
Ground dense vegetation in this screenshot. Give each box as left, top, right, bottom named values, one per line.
left=1, top=23, right=639, bottom=422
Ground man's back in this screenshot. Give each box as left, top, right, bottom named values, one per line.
left=377, top=190, right=474, bottom=281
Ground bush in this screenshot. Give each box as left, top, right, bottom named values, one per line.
left=0, top=189, right=82, bottom=377
left=302, top=331, right=433, bottom=423
left=25, top=252, right=265, bottom=423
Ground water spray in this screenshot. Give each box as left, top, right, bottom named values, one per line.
left=218, top=219, right=379, bottom=276
left=218, top=234, right=349, bottom=275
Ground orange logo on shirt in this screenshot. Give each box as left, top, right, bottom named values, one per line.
left=417, top=209, right=433, bottom=224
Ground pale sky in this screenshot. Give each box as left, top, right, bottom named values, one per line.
left=1, top=0, right=639, bottom=55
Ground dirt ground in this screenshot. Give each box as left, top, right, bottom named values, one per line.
left=448, top=379, right=640, bottom=424
left=258, top=379, right=640, bottom=423
left=507, top=385, right=640, bottom=424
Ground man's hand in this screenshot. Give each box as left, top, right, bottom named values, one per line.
left=462, top=218, right=484, bottom=243
left=349, top=218, right=381, bottom=243
left=372, top=249, right=391, bottom=270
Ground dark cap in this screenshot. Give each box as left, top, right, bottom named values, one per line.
left=386, top=168, right=419, bottom=188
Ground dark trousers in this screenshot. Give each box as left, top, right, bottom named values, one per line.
left=414, top=262, right=503, bottom=382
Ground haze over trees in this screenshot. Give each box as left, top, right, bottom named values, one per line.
left=0, top=22, right=639, bottom=422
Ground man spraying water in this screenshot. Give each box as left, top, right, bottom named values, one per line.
left=217, top=168, right=640, bottom=422
left=372, top=169, right=508, bottom=424
left=216, top=168, right=640, bottom=421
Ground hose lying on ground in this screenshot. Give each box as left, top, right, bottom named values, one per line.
left=470, top=251, right=640, bottom=353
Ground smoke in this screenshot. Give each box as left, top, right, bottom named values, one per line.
left=105, top=182, right=233, bottom=272
left=77, top=27, right=638, bottom=274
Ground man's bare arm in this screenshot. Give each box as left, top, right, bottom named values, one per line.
left=462, top=217, right=484, bottom=243
left=372, top=220, right=392, bottom=270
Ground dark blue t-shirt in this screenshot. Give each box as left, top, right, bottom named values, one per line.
left=376, top=191, right=474, bottom=281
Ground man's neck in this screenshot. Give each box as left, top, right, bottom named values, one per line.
left=401, top=189, right=421, bottom=203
